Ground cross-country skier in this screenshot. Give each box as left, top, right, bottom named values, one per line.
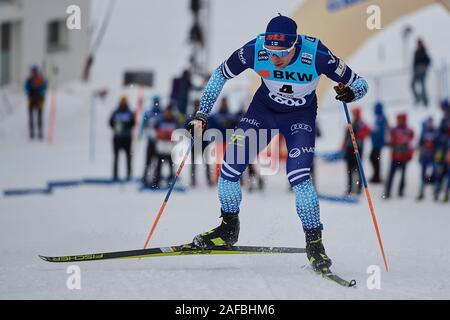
left=187, top=15, right=368, bottom=272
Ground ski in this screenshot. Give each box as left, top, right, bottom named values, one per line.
left=302, top=265, right=356, bottom=288
left=39, top=244, right=306, bottom=263
left=317, top=268, right=357, bottom=288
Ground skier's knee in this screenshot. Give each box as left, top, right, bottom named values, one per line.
left=287, top=167, right=312, bottom=187
left=220, top=161, right=244, bottom=182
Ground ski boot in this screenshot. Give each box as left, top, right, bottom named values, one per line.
left=434, top=191, right=440, bottom=201
left=193, top=214, right=240, bottom=249
left=305, top=227, right=332, bottom=272
left=416, top=191, right=424, bottom=201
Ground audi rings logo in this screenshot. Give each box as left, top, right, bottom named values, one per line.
left=289, top=148, right=302, bottom=158
left=291, top=123, right=312, bottom=133
left=269, top=93, right=306, bottom=107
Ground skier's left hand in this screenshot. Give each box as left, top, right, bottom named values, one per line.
left=334, top=83, right=355, bottom=103
left=187, top=113, right=207, bottom=139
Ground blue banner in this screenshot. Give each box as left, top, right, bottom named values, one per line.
left=327, top=0, right=368, bottom=12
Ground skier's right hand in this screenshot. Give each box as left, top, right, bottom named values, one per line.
left=334, top=82, right=355, bottom=103
left=187, top=113, right=207, bottom=139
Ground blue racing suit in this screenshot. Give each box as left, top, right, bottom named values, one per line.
left=196, top=34, right=368, bottom=230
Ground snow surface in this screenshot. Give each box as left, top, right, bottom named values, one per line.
left=1, top=2, right=450, bottom=300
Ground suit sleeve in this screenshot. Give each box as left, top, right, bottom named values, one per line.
left=315, top=40, right=368, bottom=102
left=221, top=39, right=255, bottom=79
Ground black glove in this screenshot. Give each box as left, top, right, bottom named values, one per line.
left=334, top=83, right=355, bottom=103
left=187, top=113, right=208, bottom=138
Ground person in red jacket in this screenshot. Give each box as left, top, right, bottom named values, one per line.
left=150, top=105, right=180, bottom=188
left=385, top=113, right=415, bottom=198
left=342, top=107, right=371, bottom=195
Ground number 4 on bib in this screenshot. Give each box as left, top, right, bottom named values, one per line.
left=279, top=85, right=293, bottom=94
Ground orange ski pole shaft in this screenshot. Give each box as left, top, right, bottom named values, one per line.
left=143, top=139, right=194, bottom=249
left=47, top=90, right=57, bottom=144
left=342, top=101, right=389, bottom=272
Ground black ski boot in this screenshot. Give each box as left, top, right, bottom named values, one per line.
left=193, top=214, right=240, bottom=248
left=434, top=191, right=440, bottom=201
left=305, top=227, right=332, bottom=272
left=416, top=191, right=424, bottom=201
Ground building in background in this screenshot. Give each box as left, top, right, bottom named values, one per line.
left=0, top=0, right=90, bottom=87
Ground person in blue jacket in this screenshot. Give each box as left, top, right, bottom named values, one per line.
left=141, top=96, right=162, bottom=184
left=417, top=117, right=439, bottom=200
left=369, top=102, right=389, bottom=184
left=433, top=100, right=450, bottom=200
left=187, top=15, right=368, bottom=272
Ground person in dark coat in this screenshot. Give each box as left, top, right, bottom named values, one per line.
left=385, top=113, right=415, bottom=199
left=369, top=102, right=389, bottom=183
left=24, top=65, right=47, bottom=139
left=170, top=70, right=192, bottom=121
left=411, top=38, right=431, bottom=107
left=109, top=96, right=135, bottom=181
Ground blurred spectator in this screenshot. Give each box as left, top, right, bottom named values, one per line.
left=384, top=113, right=415, bottom=199
left=24, top=65, right=47, bottom=140
left=150, top=104, right=180, bottom=188
left=209, top=98, right=236, bottom=138
left=342, top=107, right=371, bottom=195
left=109, top=96, right=135, bottom=181
left=433, top=100, right=450, bottom=201
left=170, top=69, right=192, bottom=121
left=188, top=99, right=212, bottom=187
left=210, top=98, right=236, bottom=183
left=369, top=102, right=389, bottom=184
left=232, top=104, right=266, bottom=192
left=245, top=164, right=265, bottom=192
left=234, top=103, right=246, bottom=121
left=417, top=117, right=439, bottom=200
left=443, top=147, right=450, bottom=202
left=411, top=38, right=431, bottom=107
left=140, top=96, right=162, bottom=184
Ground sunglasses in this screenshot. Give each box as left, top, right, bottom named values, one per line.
left=263, top=40, right=297, bottom=58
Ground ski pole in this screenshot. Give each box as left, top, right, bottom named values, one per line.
left=143, top=138, right=195, bottom=249
left=47, top=90, right=57, bottom=144
left=342, top=101, right=389, bottom=272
